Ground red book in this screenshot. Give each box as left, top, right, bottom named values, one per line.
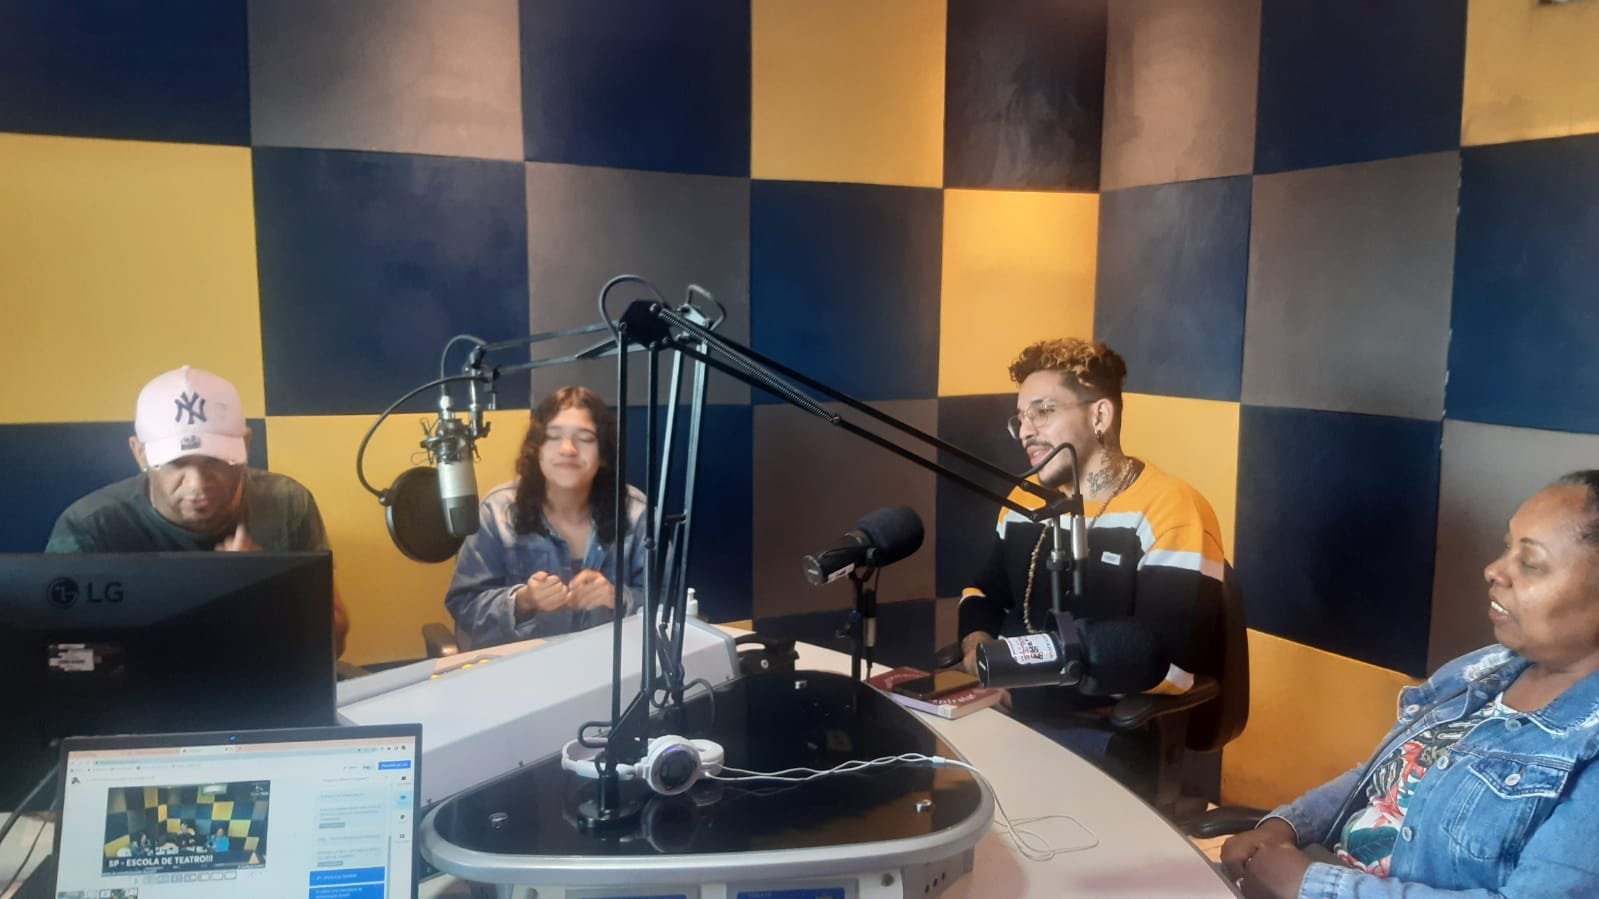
left=867, top=666, right=1005, bottom=720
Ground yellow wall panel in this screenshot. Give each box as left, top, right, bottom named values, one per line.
left=265, top=409, right=528, bottom=666
left=0, top=134, right=263, bottom=422
left=752, top=0, right=946, bottom=187
left=1119, top=392, right=1239, bottom=558
left=1461, top=0, right=1599, bottom=146
left=938, top=189, right=1098, bottom=396
left=1222, top=630, right=1418, bottom=809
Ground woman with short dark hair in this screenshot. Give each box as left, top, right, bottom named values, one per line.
left=1223, top=471, right=1599, bottom=898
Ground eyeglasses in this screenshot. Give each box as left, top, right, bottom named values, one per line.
left=544, top=428, right=598, bottom=447
left=1006, top=399, right=1093, bottom=440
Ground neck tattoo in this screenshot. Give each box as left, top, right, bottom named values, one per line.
left=1083, top=453, right=1129, bottom=499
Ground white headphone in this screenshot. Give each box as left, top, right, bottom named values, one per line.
left=561, top=735, right=726, bottom=796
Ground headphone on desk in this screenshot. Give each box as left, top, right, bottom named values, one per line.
left=560, top=735, right=726, bottom=796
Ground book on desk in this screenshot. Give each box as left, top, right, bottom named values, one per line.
left=868, top=666, right=1006, bottom=719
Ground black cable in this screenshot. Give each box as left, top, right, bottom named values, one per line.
left=438, top=333, right=487, bottom=380
left=595, top=274, right=667, bottom=334
left=354, top=373, right=487, bottom=499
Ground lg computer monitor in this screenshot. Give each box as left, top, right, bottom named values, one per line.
left=0, top=552, right=337, bottom=811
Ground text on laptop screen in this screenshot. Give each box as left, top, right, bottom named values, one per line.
left=56, top=733, right=417, bottom=899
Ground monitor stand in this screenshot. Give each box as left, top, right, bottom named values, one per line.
left=421, top=670, right=992, bottom=898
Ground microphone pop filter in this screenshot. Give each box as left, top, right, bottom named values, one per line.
left=384, top=466, right=465, bottom=563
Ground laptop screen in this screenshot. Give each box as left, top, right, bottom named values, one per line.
left=53, top=726, right=420, bottom=899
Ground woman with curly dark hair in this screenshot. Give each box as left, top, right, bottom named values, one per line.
left=444, top=386, right=645, bottom=648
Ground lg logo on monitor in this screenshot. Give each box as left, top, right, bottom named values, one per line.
left=47, top=577, right=124, bottom=608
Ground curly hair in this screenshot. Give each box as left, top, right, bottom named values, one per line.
left=1008, top=338, right=1128, bottom=410
left=510, top=386, right=625, bottom=543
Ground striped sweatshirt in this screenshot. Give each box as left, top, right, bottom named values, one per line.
left=958, top=460, right=1227, bottom=715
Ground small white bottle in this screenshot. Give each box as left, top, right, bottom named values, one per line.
left=684, top=587, right=700, bottom=621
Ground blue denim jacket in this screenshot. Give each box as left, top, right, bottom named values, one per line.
left=444, top=480, right=647, bottom=648
left=1267, top=644, right=1599, bottom=898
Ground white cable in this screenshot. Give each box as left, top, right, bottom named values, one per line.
left=708, top=753, right=1098, bottom=862
left=936, top=757, right=1099, bottom=861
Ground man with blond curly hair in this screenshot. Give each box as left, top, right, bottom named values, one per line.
left=956, top=338, right=1227, bottom=789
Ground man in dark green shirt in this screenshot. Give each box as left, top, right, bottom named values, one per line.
left=45, top=365, right=349, bottom=654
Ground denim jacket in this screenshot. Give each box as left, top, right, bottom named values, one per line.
left=444, top=480, right=647, bottom=648
left=1267, top=644, right=1599, bottom=898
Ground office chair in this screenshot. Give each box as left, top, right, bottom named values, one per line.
left=422, top=621, right=470, bottom=658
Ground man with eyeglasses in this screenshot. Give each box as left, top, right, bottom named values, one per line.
left=45, top=365, right=350, bottom=655
left=954, top=339, right=1227, bottom=784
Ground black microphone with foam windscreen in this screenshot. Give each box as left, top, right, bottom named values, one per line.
left=974, top=612, right=1167, bottom=695
left=801, top=506, right=924, bottom=586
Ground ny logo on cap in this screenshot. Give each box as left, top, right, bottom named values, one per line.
left=174, top=391, right=207, bottom=425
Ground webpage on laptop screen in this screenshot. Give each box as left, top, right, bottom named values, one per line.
left=55, top=735, right=417, bottom=899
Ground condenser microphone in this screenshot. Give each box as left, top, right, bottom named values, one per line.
left=974, top=613, right=1166, bottom=695
left=424, top=399, right=480, bottom=539
left=801, top=506, right=924, bottom=586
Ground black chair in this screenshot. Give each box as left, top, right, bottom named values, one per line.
left=936, top=565, right=1264, bottom=834
left=422, top=621, right=470, bottom=658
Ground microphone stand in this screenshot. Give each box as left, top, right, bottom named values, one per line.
left=388, top=284, right=1087, bottom=827
left=848, top=564, right=878, bottom=682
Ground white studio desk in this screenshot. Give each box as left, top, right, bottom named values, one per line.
left=420, top=627, right=1239, bottom=899
left=787, top=637, right=1239, bottom=899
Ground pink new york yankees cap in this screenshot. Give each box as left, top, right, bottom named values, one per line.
left=134, top=365, right=248, bottom=468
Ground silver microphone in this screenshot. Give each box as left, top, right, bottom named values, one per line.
left=425, top=397, right=480, bottom=538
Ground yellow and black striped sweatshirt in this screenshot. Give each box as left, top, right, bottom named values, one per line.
left=958, top=460, right=1227, bottom=715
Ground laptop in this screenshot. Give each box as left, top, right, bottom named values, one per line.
left=48, top=725, right=421, bottom=899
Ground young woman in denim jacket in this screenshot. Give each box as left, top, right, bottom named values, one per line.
left=1222, top=471, right=1599, bottom=898
left=445, top=386, right=645, bottom=649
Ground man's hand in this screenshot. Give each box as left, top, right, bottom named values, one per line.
left=1238, top=843, right=1314, bottom=899
left=958, top=631, right=994, bottom=676
left=568, top=569, right=616, bottom=611
left=215, top=522, right=260, bottom=552
left=518, top=571, right=571, bottom=616
left=1220, top=818, right=1298, bottom=882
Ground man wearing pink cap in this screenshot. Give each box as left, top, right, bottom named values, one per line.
left=46, top=366, right=349, bottom=654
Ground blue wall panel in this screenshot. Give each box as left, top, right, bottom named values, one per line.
left=0, top=0, right=250, bottom=145
left=254, top=148, right=530, bottom=416
left=1235, top=406, right=1441, bottom=676
left=1254, top=0, right=1465, bottom=173
left=1095, top=176, right=1251, bottom=402
left=520, top=0, right=750, bottom=176
left=750, top=181, right=943, bottom=403
left=1449, top=133, right=1599, bottom=434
